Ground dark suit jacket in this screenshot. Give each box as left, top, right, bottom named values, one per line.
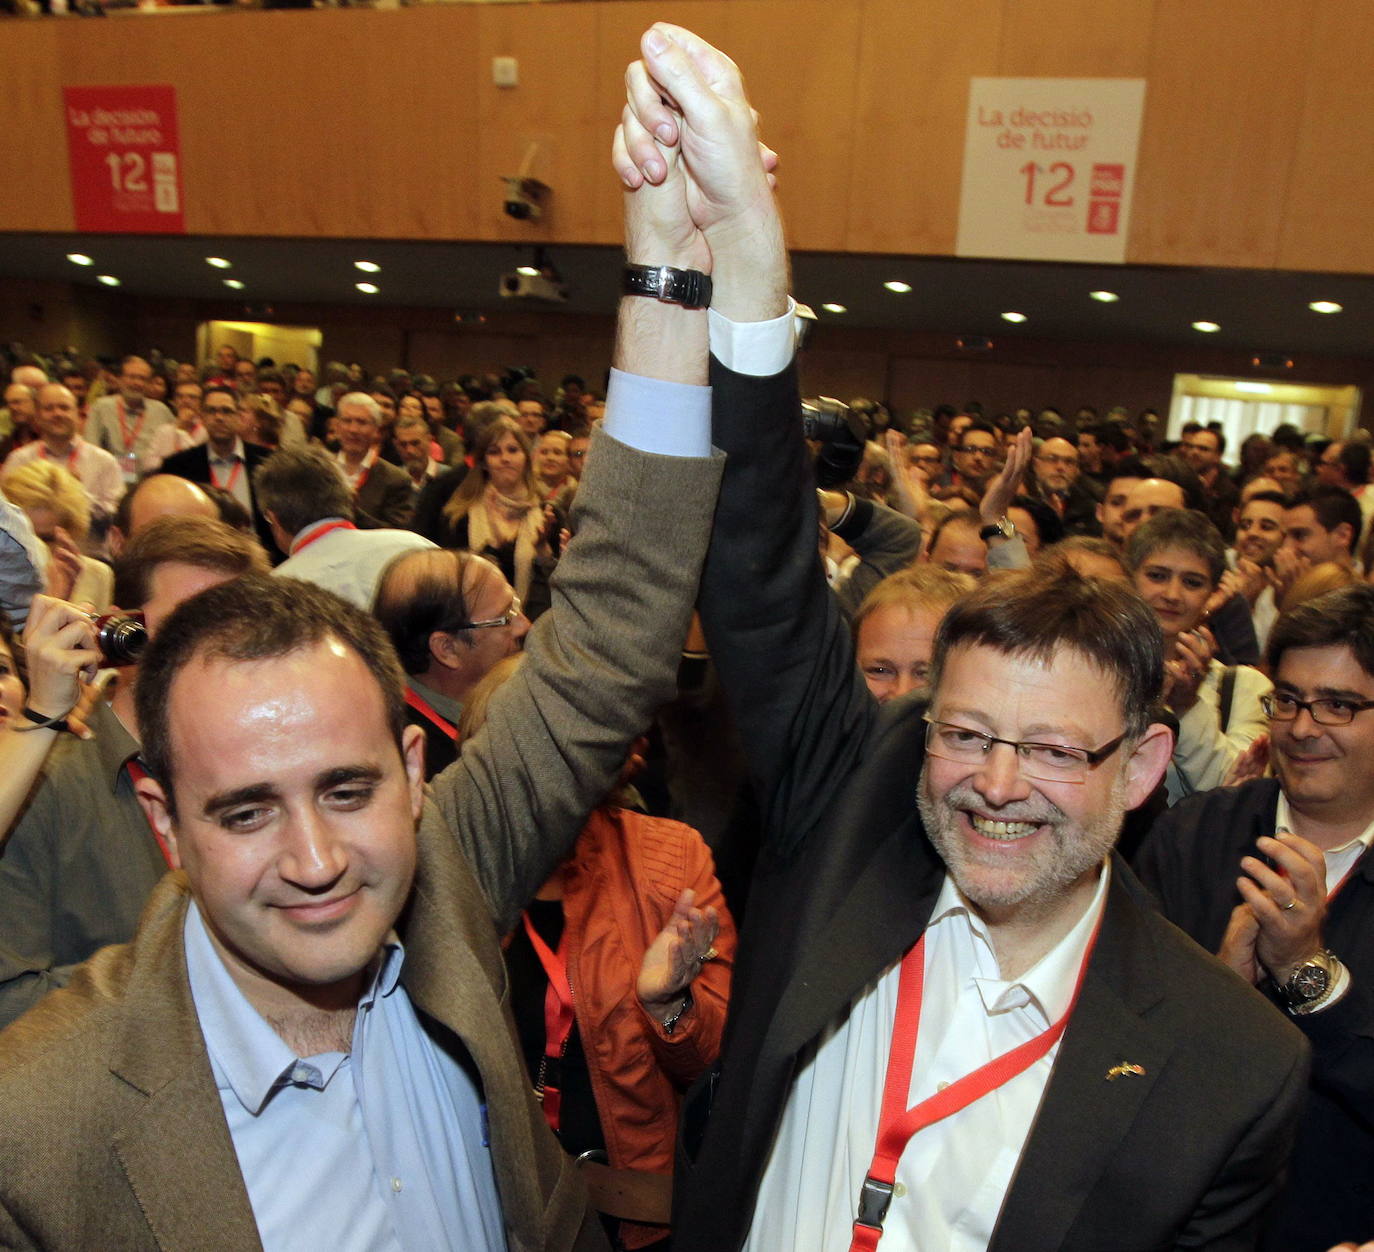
left=0, top=430, right=725, bottom=1251
left=1135, top=780, right=1374, bottom=1252
left=158, top=441, right=277, bottom=559
left=675, top=359, right=1309, bottom=1252
left=355, top=455, right=415, bottom=530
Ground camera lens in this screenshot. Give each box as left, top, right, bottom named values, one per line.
left=92, top=613, right=148, bottom=666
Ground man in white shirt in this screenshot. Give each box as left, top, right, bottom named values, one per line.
left=3, top=384, right=123, bottom=520
left=1137, top=584, right=1374, bottom=1250
left=86, top=355, right=175, bottom=479
left=610, top=23, right=1308, bottom=1252
left=258, top=444, right=434, bottom=610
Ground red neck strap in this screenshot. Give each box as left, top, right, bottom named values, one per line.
left=850, top=909, right=1103, bottom=1250
left=521, top=909, right=574, bottom=1133
left=291, top=519, right=356, bottom=554
left=404, top=687, right=458, bottom=742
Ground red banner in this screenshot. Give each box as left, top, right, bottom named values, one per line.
left=63, top=85, right=185, bottom=234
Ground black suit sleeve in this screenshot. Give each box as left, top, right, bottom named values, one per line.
left=698, top=359, right=876, bottom=863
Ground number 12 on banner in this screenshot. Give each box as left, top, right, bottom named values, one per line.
left=1020, top=162, right=1075, bottom=207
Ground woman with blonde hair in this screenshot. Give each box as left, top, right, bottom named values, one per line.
left=0, top=460, right=113, bottom=607
left=439, top=415, right=559, bottom=620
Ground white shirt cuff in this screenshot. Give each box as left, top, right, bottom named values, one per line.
left=602, top=367, right=711, bottom=458
left=708, top=299, right=797, bottom=377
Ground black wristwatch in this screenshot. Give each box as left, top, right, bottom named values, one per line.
left=979, top=516, right=1016, bottom=543
left=622, top=264, right=713, bottom=309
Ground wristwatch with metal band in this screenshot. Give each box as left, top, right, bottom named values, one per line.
left=978, top=516, right=1017, bottom=543
left=1280, top=949, right=1342, bottom=1014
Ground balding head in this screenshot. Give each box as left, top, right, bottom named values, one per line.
left=373, top=548, right=528, bottom=701
left=109, top=474, right=219, bottom=557
left=10, top=365, right=48, bottom=390
left=1120, top=478, right=1186, bottom=542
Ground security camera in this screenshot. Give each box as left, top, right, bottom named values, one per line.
left=503, top=176, right=550, bottom=222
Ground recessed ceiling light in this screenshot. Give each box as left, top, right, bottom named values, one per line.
left=1089, top=290, right=1119, bottom=303
left=883, top=280, right=912, bottom=294
left=97, top=275, right=121, bottom=287
left=224, top=279, right=245, bottom=290
left=1308, top=300, right=1342, bottom=314
left=356, top=282, right=380, bottom=295
left=821, top=303, right=847, bottom=314
left=354, top=260, right=381, bottom=273
left=515, top=265, right=540, bottom=278
left=66, top=253, right=94, bottom=266
left=1192, top=320, right=1221, bottom=333
left=205, top=257, right=231, bottom=269
left=1001, top=311, right=1028, bottom=323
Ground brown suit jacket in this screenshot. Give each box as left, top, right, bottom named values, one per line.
left=0, top=429, right=724, bottom=1251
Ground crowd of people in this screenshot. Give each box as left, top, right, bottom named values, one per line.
left=0, top=20, right=1372, bottom=1252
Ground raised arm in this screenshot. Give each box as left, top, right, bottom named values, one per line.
left=435, top=90, right=726, bottom=932
left=622, top=26, right=877, bottom=861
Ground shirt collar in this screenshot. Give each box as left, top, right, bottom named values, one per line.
left=408, top=675, right=465, bottom=728
left=1275, top=792, right=1374, bottom=856
left=183, top=899, right=404, bottom=1116
left=208, top=437, right=245, bottom=464
left=928, top=859, right=1112, bottom=1026
left=289, top=515, right=352, bottom=554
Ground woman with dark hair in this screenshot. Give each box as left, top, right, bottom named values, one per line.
left=1126, top=508, right=1270, bottom=801
left=438, top=416, right=559, bottom=620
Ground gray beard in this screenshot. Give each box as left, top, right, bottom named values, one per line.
left=915, top=764, right=1127, bottom=919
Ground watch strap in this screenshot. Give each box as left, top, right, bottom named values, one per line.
left=979, top=517, right=1015, bottom=542
left=660, top=987, right=694, bottom=1035
left=622, top=264, right=713, bottom=309
left=15, top=705, right=71, bottom=733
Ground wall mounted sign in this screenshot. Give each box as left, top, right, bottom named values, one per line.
left=956, top=78, right=1146, bottom=264
left=63, top=85, right=186, bottom=234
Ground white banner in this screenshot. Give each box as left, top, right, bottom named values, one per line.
left=956, top=77, right=1146, bottom=264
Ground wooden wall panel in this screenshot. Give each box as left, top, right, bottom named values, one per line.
left=589, top=2, right=734, bottom=247
left=476, top=3, right=602, bottom=245
left=1128, top=0, right=1312, bottom=268
left=1278, top=0, right=1374, bottom=273
left=996, top=0, right=1155, bottom=77
left=723, top=0, right=862, bottom=252
left=4, top=0, right=1374, bottom=279
left=5, top=22, right=70, bottom=234
left=846, top=0, right=1003, bottom=255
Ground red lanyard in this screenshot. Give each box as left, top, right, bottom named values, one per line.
left=850, top=915, right=1102, bottom=1250
left=123, top=759, right=175, bottom=870
left=291, top=519, right=356, bottom=554
left=211, top=457, right=242, bottom=493
left=405, top=687, right=458, bottom=741
left=116, top=398, right=145, bottom=453
left=42, top=443, right=80, bottom=475
left=521, top=910, right=575, bottom=1133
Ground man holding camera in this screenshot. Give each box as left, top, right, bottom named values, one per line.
left=0, top=517, right=266, bottom=1030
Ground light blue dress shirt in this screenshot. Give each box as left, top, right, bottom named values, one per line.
left=184, top=903, right=507, bottom=1252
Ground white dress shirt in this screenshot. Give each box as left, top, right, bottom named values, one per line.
left=742, top=864, right=1112, bottom=1252
left=146, top=420, right=207, bottom=469
left=2, top=437, right=125, bottom=518
left=87, top=395, right=175, bottom=476
left=207, top=437, right=255, bottom=515
left=273, top=517, right=435, bottom=610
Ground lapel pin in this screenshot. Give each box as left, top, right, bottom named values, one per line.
left=1105, top=1062, right=1146, bottom=1081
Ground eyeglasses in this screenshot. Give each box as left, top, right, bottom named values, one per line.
left=923, top=716, right=1127, bottom=784
left=955, top=445, right=996, bottom=458
left=457, top=594, right=522, bottom=631
left=1261, top=692, right=1374, bottom=726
